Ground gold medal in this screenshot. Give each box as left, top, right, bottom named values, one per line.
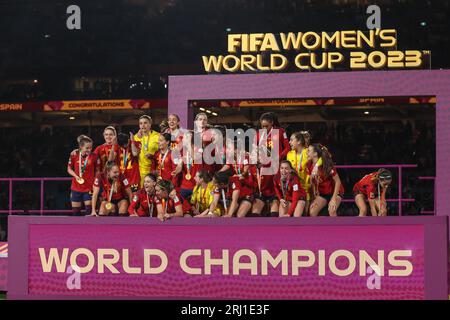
left=77, top=177, right=85, bottom=184
left=105, top=202, right=113, bottom=210
left=185, top=173, right=191, bottom=180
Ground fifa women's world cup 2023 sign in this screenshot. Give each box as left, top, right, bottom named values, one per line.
left=202, top=30, right=429, bottom=72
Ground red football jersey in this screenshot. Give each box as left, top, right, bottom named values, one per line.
left=273, top=174, right=306, bottom=216
left=230, top=160, right=254, bottom=199
left=213, top=176, right=244, bottom=200
left=153, top=149, right=177, bottom=183
left=128, top=188, right=157, bottom=217
left=94, top=143, right=120, bottom=173
left=307, top=161, right=345, bottom=197
left=353, top=172, right=378, bottom=199
left=256, top=127, right=290, bottom=163
left=249, top=165, right=275, bottom=197
left=155, top=192, right=183, bottom=214
left=117, top=145, right=140, bottom=188
left=94, top=173, right=130, bottom=201
left=178, top=152, right=201, bottom=190
left=169, top=129, right=184, bottom=151
left=68, top=151, right=98, bottom=193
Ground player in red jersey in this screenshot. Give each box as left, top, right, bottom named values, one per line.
left=93, top=126, right=120, bottom=173
left=167, top=114, right=184, bottom=151
left=353, top=169, right=392, bottom=216
left=90, top=163, right=132, bottom=216
left=249, top=163, right=279, bottom=217
left=257, top=112, right=290, bottom=161
left=209, top=169, right=251, bottom=217
left=219, top=147, right=254, bottom=217
left=152, top=133, right=178, bottom=184
left=273, top=160, right=307, bottom=217
left=307, top=144, right=344, bottom=217
left=171, top=133, right=201, bottom=200
left=193, top=113, right=215, bottom=174
left=128, top=173, right=158, bottom=217
left=116, top=132, right=141, bottom=193
left=67, top=135, right=98, bottom=216
left=155, top=179, right=184, bottom=220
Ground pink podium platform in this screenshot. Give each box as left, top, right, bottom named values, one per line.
left=6, top=215, right=448, bottom=300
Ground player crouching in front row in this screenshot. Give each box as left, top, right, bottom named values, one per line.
left=128, top=173, right=158, bottom=217
left=273, top=160, right=307, bottom=217
left=154, top=179, right=184, bottom=221
left=353, top=168, right=392, bottom=216
left=90, top=162, right=133, bottom=216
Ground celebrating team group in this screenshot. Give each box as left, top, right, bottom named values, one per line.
left=67, top=112, right=393, bottom=219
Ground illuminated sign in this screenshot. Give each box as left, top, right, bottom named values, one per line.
left=202, top=30, right=429, bottom=72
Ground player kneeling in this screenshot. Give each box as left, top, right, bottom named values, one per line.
left=155, top=179, right=184, bottom=221
left=91, top=163, right=132, bottom=216
left=274, top=161, right=307, bottom=217
left=307, top=144, right=344, bottom=217
left=128, top=173, right=158, bottom=217
left=190, top=170, right=217, bottom=217
left=353, top=169, right=392, bottom=216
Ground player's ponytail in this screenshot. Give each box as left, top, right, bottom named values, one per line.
left=311, top=143, right=334, bottom=177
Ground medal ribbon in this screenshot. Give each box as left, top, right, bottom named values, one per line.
left=107, top=179, right=115, bottom=203
left=78, top=152, right=89, bottom=178
left=221, top=189, right=227, bottom=213
left=146, top=192, right=153, bottom=216
left=123, top=149, right=128, bottom=171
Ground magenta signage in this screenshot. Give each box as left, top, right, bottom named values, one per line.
left=6, top=217, right=447, bottom=300
left=25, top=223, right=428, bottom=299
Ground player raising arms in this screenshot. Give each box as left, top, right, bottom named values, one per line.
left=273, top=160, right=307, bottom=217
left=128, top=173, right=158, bottom=217
left=133, top=115, right=160, bottom=188
left=307, top=144, right=344, bottom=217
left=116, top=132, right=140, bottom=194
left=155, top=179, right=184, bottom=221
left=94, top=126, right=119, bottom=173
left=67, top=135, right=98, bottom=216
left=353, top=168, right=392, bottom=216
left=90, top=163, right=132, bottom=216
